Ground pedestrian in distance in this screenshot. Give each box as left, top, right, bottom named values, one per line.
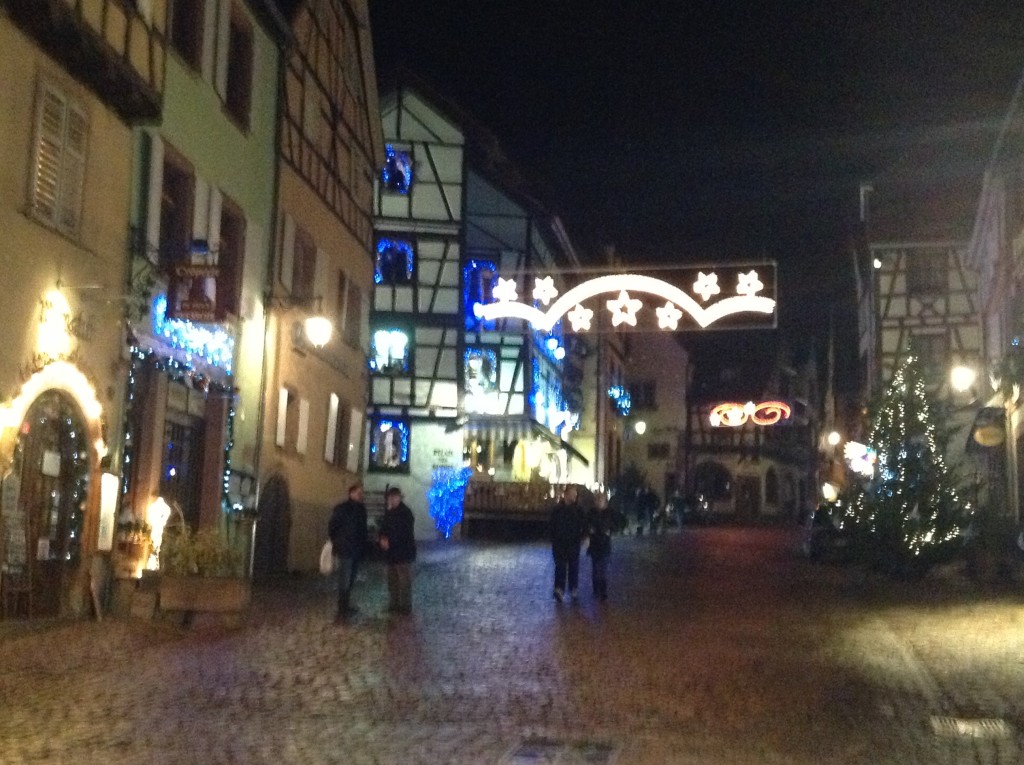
left=587, top=492, right=612, bottom=601
left=550, top=484, right=587, bottom=601
left=328, top=482, right=369, bottom=623
left=378, top=486, right=416, bottom=614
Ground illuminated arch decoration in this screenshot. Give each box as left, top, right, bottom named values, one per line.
left=709, top=400, right=792, bottom=428
left=472, top=271, right=775, bottom=331
left=0, top=361, right=107, bottom=459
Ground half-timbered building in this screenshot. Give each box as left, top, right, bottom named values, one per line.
left=369, top=79, right=589, bottom=537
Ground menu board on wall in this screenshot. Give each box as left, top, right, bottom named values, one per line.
left=1, top=472, right=26, bottom=570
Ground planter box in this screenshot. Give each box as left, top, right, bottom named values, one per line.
left=159, top=576, right=250, bottom=613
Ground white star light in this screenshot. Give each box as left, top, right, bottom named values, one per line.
left=693, top=272, right=720, bottom=302
left=532, top=276, right=558, bottom=306
left=492, top=277, right=518, bottom=302
left=606, top=290, right=643, bottom=327
left=736, top=270, right=763, bottom=296
left=567, top=303, right=594, bottom=332
left=656, top=301, right=683, bottom=330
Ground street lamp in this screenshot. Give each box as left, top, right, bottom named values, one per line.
left=826, top=430, right=842, bottom=447
left=950, top=364, right=977, bottom=393
left=634, top=420, right=647, bottom=435
left=303, top=315, right=333, bottom=347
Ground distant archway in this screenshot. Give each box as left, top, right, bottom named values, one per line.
left=692, top=461, right=732, bottom=502
left=252, top=474, right=291, bottom=578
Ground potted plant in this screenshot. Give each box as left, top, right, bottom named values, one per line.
left=158, top=526, right=250, bottom=620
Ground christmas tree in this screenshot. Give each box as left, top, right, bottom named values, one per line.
left=844, top=355, right=968, bottom=575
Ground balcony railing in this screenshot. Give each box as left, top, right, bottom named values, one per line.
left=5, top=0, right=165, bottom=123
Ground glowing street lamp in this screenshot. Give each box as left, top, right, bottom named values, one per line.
left=950, top=365, right=976, bottom=393
left=634, top=420, right=647, bottom=435
left=303, top=315, right=333, bottom=347
left=827, top=430, right=842, bottom=447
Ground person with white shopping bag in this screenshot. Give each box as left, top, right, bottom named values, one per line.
left=327, top=483, right=368, bottom=623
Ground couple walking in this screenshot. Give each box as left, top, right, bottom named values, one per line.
left=550, top=485, right=612, bottom=602
left=327, top=483, right=416, bottom=623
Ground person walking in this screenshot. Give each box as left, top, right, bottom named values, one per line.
left=587, top=493, right=612, bottom=601
left=378, top=486, right=416, bottom=614
left=327, top=482, right=368, bottom=623
left=550, top=484, right=586, bottom=601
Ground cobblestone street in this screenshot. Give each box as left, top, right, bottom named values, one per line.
left=1, top=526, right=1022, bottom=764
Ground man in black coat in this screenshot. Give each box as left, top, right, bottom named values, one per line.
left=328, top=482, right=368, bottom=622
left=378, top=486, right=416, bottom=614
left=550, top=484, right=586, bottom=601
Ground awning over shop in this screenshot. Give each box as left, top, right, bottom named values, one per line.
left=459, top=416, right=589, bottom=465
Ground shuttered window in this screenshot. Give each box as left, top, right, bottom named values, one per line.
left=30, top=83, right=87, bottom=237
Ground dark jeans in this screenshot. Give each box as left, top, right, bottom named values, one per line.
left=335, top=555, right=361, bottom=616
left=553, top=545, right=580, bottom=593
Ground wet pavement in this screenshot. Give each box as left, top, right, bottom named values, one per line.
left=1, top=525, right=1023, bottom=764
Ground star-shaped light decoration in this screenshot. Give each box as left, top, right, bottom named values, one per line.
left=606, top=290, right=643, bottom=327
left=655, top=301, right=683, bottom=330
left=693, top=272, right=720, bottom=302
left=492, top=277, right=518, bottom=302
left=532, top=276, right=558, bottom=306
left=736, top=270, right=764, bottom=296
left=567, top=303, right=594, bottom=332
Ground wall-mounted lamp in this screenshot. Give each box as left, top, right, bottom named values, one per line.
left=303, top=315, right=333, bottom=347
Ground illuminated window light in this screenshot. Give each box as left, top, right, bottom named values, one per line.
left=151, top=294, right=235, bottom=373
left=370, top=417, right=410, bottom=468
left=381, top=144, right=412, bottom=194
left=607, top=385, right=631, bottom=416
left=473, top=273, right=775, bottom=331
left=375, top=238, right=415, bottom=284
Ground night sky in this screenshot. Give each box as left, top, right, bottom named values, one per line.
left=369, top=1, right=1024, bottom=372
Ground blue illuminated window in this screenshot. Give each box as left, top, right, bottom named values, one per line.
left=381, top=144, right=413, bottom=194
left=464, top=347, right=498, bottom=394
left=370, top=327, right=411, bottom=375
left=464, top=259, right=497, bottom=330
left=375, top=238, right=415, bottom=284
left=608, top=385, right=631, bottom=416
left=369, top=417, right=410, bottom=472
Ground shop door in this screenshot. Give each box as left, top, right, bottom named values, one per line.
left=735, top=476, right=761, bottom=519
left=12, top=391, right=90, bottom=617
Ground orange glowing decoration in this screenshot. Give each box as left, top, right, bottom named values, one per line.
left=709, top=400, right=792, bottom=427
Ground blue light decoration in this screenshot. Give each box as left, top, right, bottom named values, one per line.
left=369, top=417, right=410, bottom=470
left=427, top=466, right=472, bottom=539
left=608, top=385, right=631, bottom=416
left=375, top=238, right=415, bottom=284
left=463, top=259, right=497, bottom=330
left=152, top=294, right=235, bottom=373
left=381, top=144, right=413, bottom=194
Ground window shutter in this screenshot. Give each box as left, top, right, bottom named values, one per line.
left=192, top=176, right=210, bottom=247
left=314, top=248, right=328, bottom=304
left=280, top=213, right=295, bottom=290
left=275, top=387, right=288, bottom=447
left=214, top=0, right=231, bottom=99
left=144, top=131, right=164, bottom=261
left=58, top=103, right=87, bottom=234
left=201, top=0, right=217, bottom=83
left=325, top=393, right=339, bottom=463
left=297, top=398, right=310, bottom=455
left=31, top=86, right=66, bottom=225
left=207, top=186, right=222, bottom=255
left=347, top=408, right=363, bottom=472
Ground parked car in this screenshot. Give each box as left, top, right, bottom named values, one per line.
left=801, top=502, right=851, bottom=562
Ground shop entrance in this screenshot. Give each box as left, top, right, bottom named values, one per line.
left=4, top=390, right=90, bottom=617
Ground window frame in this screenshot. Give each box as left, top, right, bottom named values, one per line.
left=216, top=194, right=245, bottom=319
left=905, top=250, right=948, bottom=296
left=169, top=0, right=205, bottom=71
left=367, top=416, right=411, bottom=473
left=370, top=325, right=413, bottom=376
left=224, top=2, right=254, bottom=129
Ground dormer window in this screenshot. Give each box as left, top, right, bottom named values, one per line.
left=381, top=144, right=413, bottom=194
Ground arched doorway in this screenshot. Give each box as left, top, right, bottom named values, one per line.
left=6, top=391, right=91, bottom=616
left=252, top=474, right=291, bottom=578
left=692, top=461, right=732, bottom=514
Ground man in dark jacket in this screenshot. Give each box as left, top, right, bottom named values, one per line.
left=328, top=483, right=368, bottom=622
left=550, top=484, right=586, bottom=601
left=378, top=486, right=416, bottom=614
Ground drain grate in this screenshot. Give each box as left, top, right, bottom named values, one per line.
left=501, top=736, right=619, bottom=764
left=930, top=716, right=1014, bottom=739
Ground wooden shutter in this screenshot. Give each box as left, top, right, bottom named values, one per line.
left=296, top=398, right=310, bottom=454
left=58, top=103, right=87, bottom=234
left=280, top=213, right=295, bottom=291
left=347, top=409, right=363, bottom=473
left=144, top=131, right=164, bottom=260
left=325, top=393, right=339, bottom=463
left=31, top=86, right=65, bottom=225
